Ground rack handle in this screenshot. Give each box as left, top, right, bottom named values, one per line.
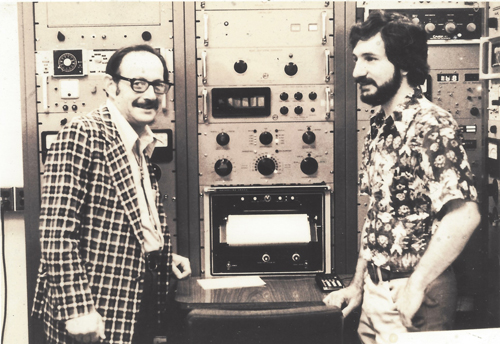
left=202, top=88, right=208, bottom=122
left=202, top=50, right=207, bottom=84
left=325, top=49, right=331, bottom=82
left=204, top=12, right=209, bottom=46
left=325, top=87, right=332, bottom=119
left=322, top=11, right=327, bottom=45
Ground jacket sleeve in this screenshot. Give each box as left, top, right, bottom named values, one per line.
left=39, top=118, right=95, bottom=321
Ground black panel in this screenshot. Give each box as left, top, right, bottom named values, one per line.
left=212, top=87, right=271, bottom=118
left=209, top=186, right=326, bottom=275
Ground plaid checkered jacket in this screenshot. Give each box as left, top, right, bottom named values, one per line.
left=32, top=105, right=173, bottom=344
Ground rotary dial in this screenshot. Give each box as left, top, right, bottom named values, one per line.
left=58, top=52, right=78, bottom=73
left=255, top=155, right=278, bottom=176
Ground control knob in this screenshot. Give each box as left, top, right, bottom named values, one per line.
left=300, top=157, right=318, bottom=175
left=234, top=60, right=248, bottom=74
left=295, top=106, right=303, bottom=115
left=444, top=22, right=457, bottom=34
left=424, top=22, right=436, bottom=33
left=214, top=159, right=233, bottom=177
left=257, top=157, right=276, bottom=176
left=280, top=92, right=289, bottom=101
left=302, top=131, right=316, bottom=144
left=466, top=23, right=477, bottom=32
left=292, top=253, right=301, bottom=262
left=216, top=132, right=230, bottom=146
left=309, top=92, right=317, bottom=100
left=284, top=62, right=298, bottom=76
left=262, top=253, right=271, bottom=262
left=259, top=131, right=273, bottom=145
left=294, top=92, right=303, bottom=101
left=57, top=31, right=66, bottom=42
left=142, top=31, right=152, bottom=41
left=470, top=107, right=480, bottom=117
left=280, top=106, right=289, bottom=115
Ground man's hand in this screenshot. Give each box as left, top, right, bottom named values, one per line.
left=65, top=311, right=105, bottom=343
left=172, top=253, right=191, bottom=279
left=323, top=285, right=363, bottom=318
left=390, top=278, right=425, bottom=329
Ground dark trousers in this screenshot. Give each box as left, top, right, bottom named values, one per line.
left=132, top=270, right=160, bottom=344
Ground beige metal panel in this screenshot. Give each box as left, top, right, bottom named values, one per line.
left=198, top=122, right=334, bottom=187
left=197, top=47, right=334, bottom=86
left=429, top=45, right=482, bottom=69
left=198, top=85, right=334, bottom=124
left=196, top=9, right=334, bottom=48
left=35, top=2, right=173, bottom=51
left=197, top=1, right=334, bottom=11
left=429, top=68, right=483, bottom=120
left=45, top=2, right=162, bottom=27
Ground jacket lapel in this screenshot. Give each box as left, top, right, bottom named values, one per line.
left=96, top=105, right=146, bottom=246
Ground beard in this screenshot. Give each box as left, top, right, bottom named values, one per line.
left=356, top=68, right=402, bottom=106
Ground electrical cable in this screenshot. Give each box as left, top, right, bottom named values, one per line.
left=1, top=199, right=7, bottom=344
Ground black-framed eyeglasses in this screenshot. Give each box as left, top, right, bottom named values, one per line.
left=113, top=74, right=172, bottom=94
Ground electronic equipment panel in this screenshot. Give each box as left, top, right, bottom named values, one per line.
left=195, top=2, right=335, bottom=276
left=204, top=185, right=331, bottom=276
left=481, top=2, right=500, bottom=324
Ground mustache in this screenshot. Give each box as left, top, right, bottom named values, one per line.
left=355, top=76, right=376, bottom=86
left=132, top=98, right=159, bottom=110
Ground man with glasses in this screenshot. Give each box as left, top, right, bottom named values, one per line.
left=32, top=44, right=191, bottom=344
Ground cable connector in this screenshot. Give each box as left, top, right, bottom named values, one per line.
left=0, top=187, right=24, bottom=211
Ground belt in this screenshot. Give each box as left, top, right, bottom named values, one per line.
left=144, top=250, right=162, bottom=272
left=367, top=262, right=412, bottom=284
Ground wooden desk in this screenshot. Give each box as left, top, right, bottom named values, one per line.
left=175, top=275, right=350, bottom=310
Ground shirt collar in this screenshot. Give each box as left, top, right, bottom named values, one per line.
left=372, top=87, right=422, bottom=125
left=106, top=99, right=159, bottom=157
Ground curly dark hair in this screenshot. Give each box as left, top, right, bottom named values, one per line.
left=350, top=10, right=429, bottom=87
left=105, top=44, right=169, bottom=83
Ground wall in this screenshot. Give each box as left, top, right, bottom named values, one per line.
left=0, top=2, right=29, bottom=344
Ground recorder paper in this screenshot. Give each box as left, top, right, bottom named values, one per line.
left=224, top=214, right=311, bottom=245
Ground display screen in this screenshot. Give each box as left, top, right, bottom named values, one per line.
left=212, top=87, right=271, bottom=118
left=437, top=73, right=459, bottom=82
left=464, top=73, right=479, bottom=82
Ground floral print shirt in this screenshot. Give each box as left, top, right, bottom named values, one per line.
left=359, top=89, right=477, bottom=272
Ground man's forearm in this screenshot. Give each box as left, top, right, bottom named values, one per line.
left=350, top=226, right=369, bottom=289
left=350, top=256, right=368, bottom=289
left=410, top=200, right=481, bottom=290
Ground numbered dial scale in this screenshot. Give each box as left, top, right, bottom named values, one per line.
left=53, top=50, right=84, bottom=76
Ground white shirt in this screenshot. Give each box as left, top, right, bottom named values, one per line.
left=107, top=99, right=164, bottom=254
